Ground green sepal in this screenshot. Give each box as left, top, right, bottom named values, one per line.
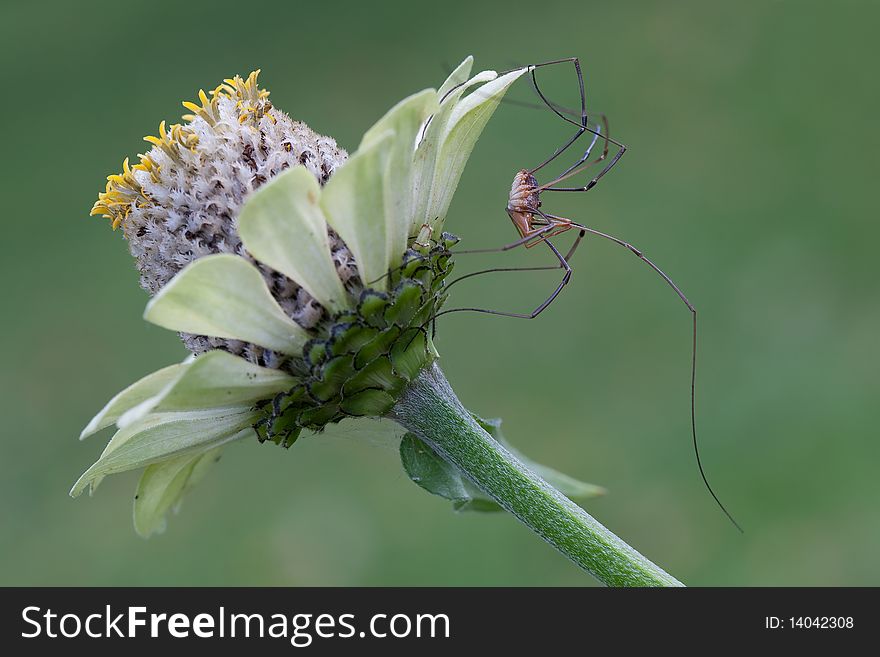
left=304, top=340, right=328, bottom=367
left=358, top=290, right=392, bottom=328
left=343, top=357, right=400, bottom=396
left=354, top=325, right=402, bottom=369
left=297, top=403, right=342, bottom=428
left=328, top=323, right=379, bottom=356
left=441, top=231, right=461, bottom=249
left=390, top=329, right=429, bottom=381
left=384, top=280, right=425, bottom=327
left=308, top=355, right=356, bottom=402
left=400, top=252, right=431, bottom=280
left=340, top=389, right=396, bottom=416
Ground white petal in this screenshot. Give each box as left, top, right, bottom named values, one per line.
left=411, top=69, right=498, bottom=232
left=361, top=89, right=438, bottom=265
left=321, top=131, right=394, bottom=290
left=133, top=446, right=223, bottom=538
left=80, top=362, right=187, bottom=440
left=427, top=67, right=529, bottom=225
left=144, top=254, right=309, bottom=355
left=70, top=407, right=256, bottom=497
left=238, top=167, right=349, bottom=312
left=437, top=56, right=474, bottom=99
left=118, top=350, right=297, bottom=428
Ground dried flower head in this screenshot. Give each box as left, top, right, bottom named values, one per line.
left=92, top=71, right=351, bottom=367
left=74, top=58, right=528, bottom=536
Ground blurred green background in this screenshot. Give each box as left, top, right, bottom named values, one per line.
left=2, top=0, right=877, bottom=586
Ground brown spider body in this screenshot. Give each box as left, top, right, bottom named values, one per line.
left=506, top=169, right=542, bottom=238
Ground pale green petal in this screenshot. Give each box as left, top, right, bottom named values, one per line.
left=427, top=67, right=529, bottom=225
left=118, top=350, right=297, bottom=428
left=437, top=56, right=474, bottom=99
left=80, top=362, right=188, bottom=440
left=321, top=131, right=394, bottom=290
left=238, top=167, right=349, bottom=312
left=361, top=89, right=438, bottom=264
left=70, top=408, right=256, bottom=497
left=144, top=254, right=308, bottom=355
left=133, top=447, right=223, bottom=538
left=411, top=69, right=497, bottom=232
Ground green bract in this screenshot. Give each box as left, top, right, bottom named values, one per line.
left=74, top=57, right=528, bottom=536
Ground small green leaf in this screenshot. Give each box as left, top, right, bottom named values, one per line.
left=133, top=447, right=223, bottom=538
left=80, top=362, right=188, bottom=440
left=322, top=131, right=394, bottom=291
left=400, top=413, right=605, bottom=512
left=238, top=166, right=349, bottom=313
left=144, top=254, right=309, bottom=355
left=400, top=433, right=471, bottom=501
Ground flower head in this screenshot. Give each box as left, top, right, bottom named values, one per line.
left=91, top=70, right=350, bottom=365
left=74, top=57, right=527, bottom=536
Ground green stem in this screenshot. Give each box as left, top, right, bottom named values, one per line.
left=389, top=362, right=683, bottom=587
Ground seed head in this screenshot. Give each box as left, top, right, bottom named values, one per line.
left=91, top=71, right=353, bottom=366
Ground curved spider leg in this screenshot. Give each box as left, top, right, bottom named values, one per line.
left=526, top=60, right=627, bottom=192
left=554, top=114, right=610, bottom=181
left=525, top=59, right=624, bottom=186
left=526, top=57, right=590, bottom=175
left=438, top=57, right=594, bottom=175
left=433, top=233, right=578, bottom=322
left=419, top=222, right=585, bottom=343
left=539, top=136, right=627, bottom=193
left=542, top=212, right=743, bottom=533
left=454, top=222, right=557, bottom=255
left=364, top=223, right=556, bottom=289
left=495, top=94, right=580, bottom=118
left=444, top=225, right=586, bottom=293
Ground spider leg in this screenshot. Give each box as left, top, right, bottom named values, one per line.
left=445, top=228, right=585, bottom=292
left=527, top=60, right=627, bottom=192
left=543, top=214, right=694, bottom=310
left=555, top=113, right=610, bottom=181
left=453, top=222, right=557, bottom=255
left=526, top=58, right=589, bottom=175
left=433, top=235, right=581, bottom=321
left=541, top=213, right=742, bottom=532
left=540, top=138, right=626, bottom=193
left=526, top=58, right=626, bottom=187
left=364, top=217, right=557, bottom=287
left=524, top=222, right=574, bottom=247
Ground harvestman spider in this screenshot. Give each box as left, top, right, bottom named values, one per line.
left=433, top=58, right=743, bottom=532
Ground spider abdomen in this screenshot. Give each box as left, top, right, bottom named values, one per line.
left=507, top=169, right=541, bottom=214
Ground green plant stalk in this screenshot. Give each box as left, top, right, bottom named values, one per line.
left=389, top=362, right=684, bottom=587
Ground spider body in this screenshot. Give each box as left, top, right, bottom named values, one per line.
left=506, top=168, right=542, bottom=240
